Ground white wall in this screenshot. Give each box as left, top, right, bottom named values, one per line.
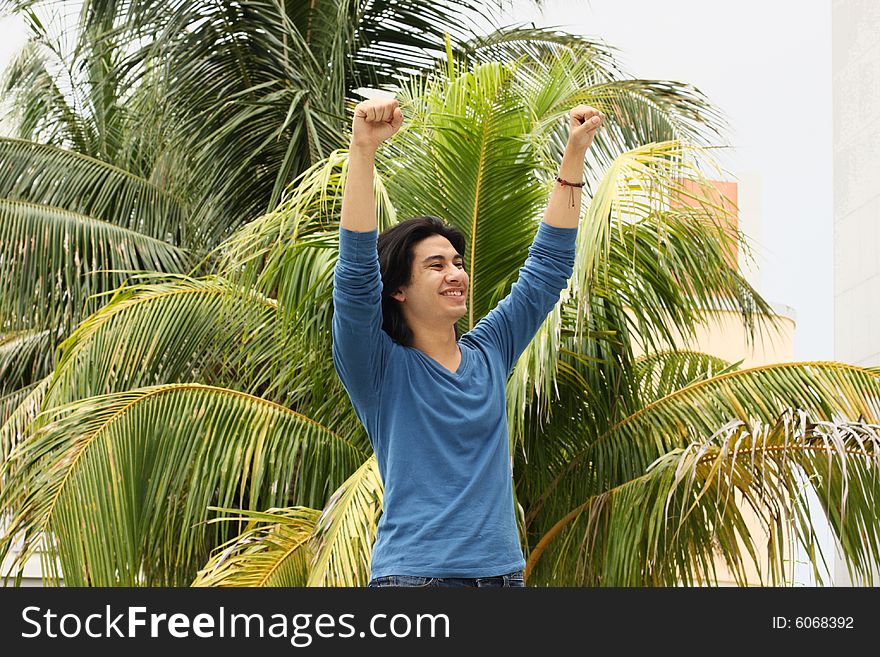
left=831, top=0, right=880, bottom=585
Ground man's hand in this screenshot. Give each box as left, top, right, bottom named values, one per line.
left=350, top=98, right=404, bottom=153
left=567, top=105, right=605, bottom=153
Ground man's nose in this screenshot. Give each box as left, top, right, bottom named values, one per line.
left=445, top=266, right=462, bottom=282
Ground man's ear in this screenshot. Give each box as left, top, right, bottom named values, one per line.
left=391, top=290, right=405, bottom=302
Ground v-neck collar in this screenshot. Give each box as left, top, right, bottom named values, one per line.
left=411, top=343, right=470, bottom=378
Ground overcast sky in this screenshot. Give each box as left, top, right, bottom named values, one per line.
left=0, top=0, right=833, bottom=360
left=504, top=0, right=833, bottom=360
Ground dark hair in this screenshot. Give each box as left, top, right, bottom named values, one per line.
left=377, top=216, right=466, bottom=346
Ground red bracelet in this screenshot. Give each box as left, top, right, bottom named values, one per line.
left=556, top=176, right=585, bottom=188
left=556, top=176, right=585, bottom=208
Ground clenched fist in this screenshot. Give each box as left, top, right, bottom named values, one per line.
left=350, top=98, right=404, bottom=152
left=567, top=105, right=605, bottom=153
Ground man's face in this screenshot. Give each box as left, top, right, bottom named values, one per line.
left=391, top=234, right=469, bottom=326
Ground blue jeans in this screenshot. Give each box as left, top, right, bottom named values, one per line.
left=368, top=570, right=525, bottom=587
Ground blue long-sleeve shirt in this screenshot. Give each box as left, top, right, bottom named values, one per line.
left=332, top=221, right=577, bottom=579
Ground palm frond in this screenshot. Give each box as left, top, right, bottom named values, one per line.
left=42, top=275, right=284, bottom=408
left=529, top=362, right=880, bottom=559
left=0, top=383, right=368, bottom=585
left=192, top=507, right=320, bottom=587
left=588, top=78, right=730, bottom=149
left=525, top=409, right=880, bottom=586
left=601, top=204, right=777, bottom=357
left=507, top=140, right=772, bottom=439
left=480, top=39, right=731, bottom=192
left=633, top=349, right=742, bottom=404
left=0, top=138, right=188, bottom=243
left=513, top=311, right=639, bottom=519
left=352, top=0, right=505, bottom=84
left=217, top=149, right=397, bottom=298
left=0, top=375, right=50, bottom=465
left=0, top=329, right=55, bottom=396
left=193, top=456, right=385, bottom=587
left=307, top=456, right=384, bottom=587
left=574, top=141, right=737, bottom=329
left=462, top=25, right=624, bottom=74
left=388, top=59, right=545, bottom=328
left=1, top=39, right=92, bottom=148
left=0, top=199, right=189, bottom=332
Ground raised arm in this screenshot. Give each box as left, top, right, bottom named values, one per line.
left=464, top=105, right=605, bottom=372
left=332, top=98, right=404, bottom=409
left=340, top=98, right=403, bottom=232
left=542, top=105, right=605, bottom=229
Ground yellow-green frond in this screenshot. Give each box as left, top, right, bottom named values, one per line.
left=307, top=456, right=384, bottom=587
left=0, top=383, right=367, bottom=586
left=193, top=507, right=321, bottom=587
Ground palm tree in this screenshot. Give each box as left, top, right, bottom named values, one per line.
left=190, top=59, right=880, bottom=587
left=0, top=0, right=593, bottom=451
left=2, top=4, right=878, bottom=587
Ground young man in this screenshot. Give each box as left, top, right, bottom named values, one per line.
left=332, top=97, right=604, bottom=587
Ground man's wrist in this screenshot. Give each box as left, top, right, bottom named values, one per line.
left=558, top=142, right=587, bottom=183
left=348, top=142, right=378, bottom=160
left=563, top=141, right=588, bottom=159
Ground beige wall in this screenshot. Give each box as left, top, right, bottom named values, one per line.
left=628, top=305, right=795, bottom=369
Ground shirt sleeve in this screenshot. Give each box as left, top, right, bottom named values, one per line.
left=463, top=222, right=577, bottom=375
left=332, top=227, right=393, bottom=409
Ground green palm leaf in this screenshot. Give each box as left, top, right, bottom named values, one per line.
left=0, top=199, right=189, bottom=332
left=388, top=59, right=545, bottom=328
left=217, top=149, right=398, bottom=299
left=39, top=273, right=366, bottom=444
left=599, top=204, right=775, bottom=357
left=525, top=362, right=880, bottom=584
left=0, top=383, right=368, bottom=585
left=103, top=0, right=525, bottom=236
left=0, top=139, right=187, bottom=243
left=307, top=456, right=384, bottom=587
left=508, top=140, right=771, bottom=440
left=0, top=375, right=50, bottom=465
left=42, top=276, right=281, bottom=408
left=193, top=456, right=384, bottom=587
left=192, top=507, right=320, bottom=587
left=1, top=39, right=92, bottom=149
left=0, top=329, right=55, bottom=396
left=633, top=349, right=742, bottom=403
left=573, top=141, right=739, bottom=325
left=525, top=409, right=880, bottom=586
left=463, top=27, right=728, bottom=150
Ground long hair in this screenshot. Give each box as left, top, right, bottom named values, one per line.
left=377, top=216, right=466, bottom=346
